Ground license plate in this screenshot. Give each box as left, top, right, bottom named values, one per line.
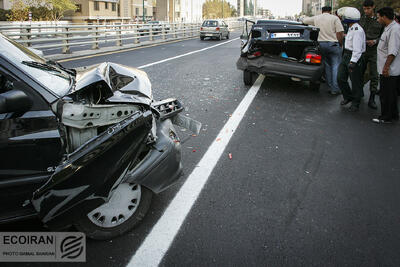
left=205, top=34, right=213, bottom=37
left=270, top=32, right=300, bottom=38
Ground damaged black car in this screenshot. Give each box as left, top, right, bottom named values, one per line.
left=0, top=33, right=199, bottom=240
left=237, top=20, right=324, bottom=89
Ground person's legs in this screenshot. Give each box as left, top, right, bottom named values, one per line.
left=379, top=75, right=392, bottom=120
left=386, top=76, right=399, bottom=120
left=368, top=48, right=379, bottom=94
left=367, top=47, right=379, bottom=109
left=330, top=44, right=342, bottom=93
left=337, top=53, right=352, bottom=102
left=320, top=43, right=333, bottom=90
left=349, top=57, right=364, bottom=109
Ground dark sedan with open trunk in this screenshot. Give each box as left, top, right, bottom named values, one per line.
left=237, top=20, right=324, bottom=90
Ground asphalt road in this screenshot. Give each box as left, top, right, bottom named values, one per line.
left=2, top=30, right=400, bottom=267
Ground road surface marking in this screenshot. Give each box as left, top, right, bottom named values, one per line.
left=137, top=37, right=239, bottom=69
left=126, top=74, right=265, bottom=267
left=57, top=36, right=237, bottom=63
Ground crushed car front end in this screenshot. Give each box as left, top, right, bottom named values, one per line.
left=0, top=33, right=199, bottom=239
left=30, top=62, right=196, bottom=232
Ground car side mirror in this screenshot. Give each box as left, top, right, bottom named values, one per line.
left=0, top=89, right=32, bottom=114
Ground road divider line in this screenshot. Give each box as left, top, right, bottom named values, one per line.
left=138, top=37, right=239, bottom=69
left=126, top=74, right=265, bottom=267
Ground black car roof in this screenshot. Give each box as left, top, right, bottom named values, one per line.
left=256, top=20, right=301, bottom=25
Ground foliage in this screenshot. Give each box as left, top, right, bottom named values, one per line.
left=46, top=0, right=77, bottom=21
left=337, top=0, right=400, bottom=13
left=6, top=0, right=76, bottom=21
left=0, top=8, right=12, bottom=21
left=248, top=0, right=254, bottom=16
left=202, top=0, right=237, bottom=19
left=7, top=0, right=30, bottom=21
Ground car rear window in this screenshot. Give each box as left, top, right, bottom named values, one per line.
left=202, top=21, right=218, bottom=27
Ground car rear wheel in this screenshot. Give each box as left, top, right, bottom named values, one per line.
left=310, top=81, right=321, bottom=91
left=74, top=183, right=153, bottom=240
left=200, top=36, right=204, bottom=40
left=218, top=33, right=222, bottom=41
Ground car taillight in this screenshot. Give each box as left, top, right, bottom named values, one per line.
left=248, top=51, right=262, bottom=59
left=216, top=27, right=220, bottom=31
left=305, top=53, right=321, bottom=64
left=200, top=27, right=203, bottom=31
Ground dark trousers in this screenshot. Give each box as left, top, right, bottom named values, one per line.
left=379, top=75, right=399, bottom=121
left=337, top=51, right=365, bottom=106
left=362, top=46, right=379, bottom=94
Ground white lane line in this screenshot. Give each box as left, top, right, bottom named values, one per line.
left=138, top=37, right=239, bottom=69
left=126, top=74, right=265, bottom=267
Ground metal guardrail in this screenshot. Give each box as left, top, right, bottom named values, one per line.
left=0, top=20, right=244, bottom=54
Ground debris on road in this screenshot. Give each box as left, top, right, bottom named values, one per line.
left=228, top=153, right=232, bottom=159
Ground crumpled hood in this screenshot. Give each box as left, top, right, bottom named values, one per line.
left=70, top=62, right=153, bottom=106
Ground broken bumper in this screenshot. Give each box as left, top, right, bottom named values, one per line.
left=236, top=56, right=323, bottom=82
left=123, top=118, right=182, bottom=193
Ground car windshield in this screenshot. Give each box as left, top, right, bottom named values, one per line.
left=0, top=34, right=72, bottom=97
left=202, top=21, right=218, bottom=27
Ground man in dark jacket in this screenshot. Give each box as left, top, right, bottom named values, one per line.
left=359, top=0, right=384, bottom=109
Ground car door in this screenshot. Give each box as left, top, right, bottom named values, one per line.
left=222, top=21, right=228, bottom=37
left=0, top=63, right=62, bottom=220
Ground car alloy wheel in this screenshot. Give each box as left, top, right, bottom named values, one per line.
left=87, top=183, right=141, bottom=228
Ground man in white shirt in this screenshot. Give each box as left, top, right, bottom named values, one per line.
left=303, top=6, right=344, bottom=95
left=372, top=7, right=400, bottom=123
left=337, top=7, right=366, bottom=112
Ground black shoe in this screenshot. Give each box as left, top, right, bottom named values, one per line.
left=372, top=118, right=392, bottom=124
left=368, top=93, right=377, bottom=109
left=348, top=105, right=359, bottom=112
left=340, top=99, right=351, bottom=105
left=329, top=90, right=341, bottom=95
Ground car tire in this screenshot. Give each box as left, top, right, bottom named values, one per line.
left=226, top=32, right=230, bottom=39
left=200, top=36, right=204, bottom=40
left=243, top=70, right=253, bottom=85
left=310, top=81, right=320, bottom=91
left=74, top=183, right=153, bottom=240
left=218, top=33, right=222, bottom=41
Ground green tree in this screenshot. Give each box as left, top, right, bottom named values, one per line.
left=249, top=0, right=254, bottom=16
left=202, top=0, right=236, bottom=18
left=7, top=0, right=30, bottom=21
left=0, top=8, right=12, bottom=21
left=45, top=0, right=77, bottom=21
left=244, top=0, right=248, bottom=15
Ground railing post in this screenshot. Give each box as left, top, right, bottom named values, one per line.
left=62, top=27, right=71, bottom=54
left=162, top=24, right=166, bottom=40
left=92, top=26, right=99, bottom=50
left=134, top=24, right=140, bottom=44
left=22, top=25, right=32, bottom=47
left=116, top=24, right=122, bottom=46
left=183, top=23, right=186, bottom=37
left=173, top=23, right=178, bottom=38
left=149, top=25, right=153, bottom=41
